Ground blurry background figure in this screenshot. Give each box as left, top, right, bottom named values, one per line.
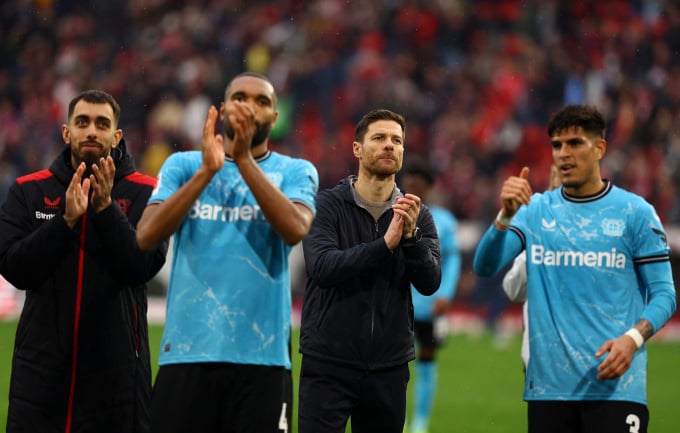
left=400, top=157, right=461, bottom=433
left=502, top=164, right=562, bottom=371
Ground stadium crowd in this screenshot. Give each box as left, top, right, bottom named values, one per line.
left=1, top=0, right=679, bottom=223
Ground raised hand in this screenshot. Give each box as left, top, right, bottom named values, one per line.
left=64, top=162, right=91, bottom=228
left=392, top=193, right=421, bottom=239
left=500, top=166, right=532, bottom=218
left=202, top=105, right=225, bottom=174
left=384, top=213, right=405, bottom=250
left=90, top=155, right=115, bottom=212
left=226, top=101, right=257, bottom=160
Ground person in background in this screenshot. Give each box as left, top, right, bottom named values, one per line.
left=136, top=72, right=318, bottom=433
left=0, top=89, right=167, bottom=433
left=501, top=164, right=562, bottom=372
left=399, top=158, right=461, bottom=433
left=298, top=108, right=442, bottom=433
left=474, top=104, right=676, bottom=433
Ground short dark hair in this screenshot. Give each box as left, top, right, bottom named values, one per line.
left=68, top=90, right=121, bottom=125
left=224, top=72, right=277, bottom=106
left=547, top=104, right=606, bottom=138
left=354, top=109, right=405, bottom=142
left=401, top=156, right=435, bottom=185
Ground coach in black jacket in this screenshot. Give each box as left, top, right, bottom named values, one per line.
left=0, top=90, right=167, bottom=433
left=298, top=109, right=441, bottom=433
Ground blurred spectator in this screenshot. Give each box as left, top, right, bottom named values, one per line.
left=2, top=1, right=680, bottom=298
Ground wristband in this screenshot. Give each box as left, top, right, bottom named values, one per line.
left=624, top=328, right=644, bottom=349
left=496, top=210, right=512, bottom=228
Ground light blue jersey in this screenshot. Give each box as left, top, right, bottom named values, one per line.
left=509, top=182, right=671, bottom=404
left=150, top=150, right=318, bottom=369
left=412, top=206, right=460, bottom=320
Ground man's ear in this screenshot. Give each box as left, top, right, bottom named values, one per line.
left=112, top=129, right=123, bottom=148
left=595, top=138, right=606, bottom=160
left=61, top=124, right=70, bottom=144
left=352, top=141, right=362, bottom=158
left=271, top=110, right=279, bottom=128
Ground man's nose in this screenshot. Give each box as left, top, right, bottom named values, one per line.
left=556, top=143, right=569, bottom=156
left=86, top=123, right=98, bottom=138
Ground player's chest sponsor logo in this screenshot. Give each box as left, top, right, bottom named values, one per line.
left=35, top=210, right=56, bottom=220
left=188, top=200, right=266, bottom=222
left=530, top=245, right=626, bottom=268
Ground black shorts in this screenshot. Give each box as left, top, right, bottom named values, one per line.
left=298, top=356, right=409, bottom=433
left=414, top=319, right=445, bottom=349
left=528, top=400, right=649, bottom=433
left=150, top=363, right=292, bottom=433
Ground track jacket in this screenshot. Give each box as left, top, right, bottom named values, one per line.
left=300, top=176, right=441, bottom=370
left=0, top=141, right=167, bottom=433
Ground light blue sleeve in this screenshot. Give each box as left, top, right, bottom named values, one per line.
left=638, top=261, right=677, bottom=333
left=148, top=152, right=199, bottom=204
left=631, top=198, right=677, bottom=332
left=283, top=158, right=319, bottom=213
left=473, top=224, right=523, bottom=277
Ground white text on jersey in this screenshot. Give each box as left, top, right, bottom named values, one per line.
left=188, top=200, right=264, bottom=222
left=530, top=245, right=626, bottom=268
left=35, top=211, right=56, bottom=220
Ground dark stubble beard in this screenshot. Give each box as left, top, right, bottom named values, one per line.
left=73, top=142, right=109, bottom=178
left=223, top=119, right=273, bottom=148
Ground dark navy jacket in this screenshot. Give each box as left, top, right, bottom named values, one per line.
left=0, top=141, right=167, bottom=433
left=299, top=176, right=441, bottom=370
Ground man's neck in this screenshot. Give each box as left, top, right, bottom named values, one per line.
left=224, top=140, right=268, bottom=159
left=353, top=173, right=395, bottom=203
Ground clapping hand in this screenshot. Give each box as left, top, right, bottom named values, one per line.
left=90, top=155, right=115, bottom=212
left=64, top=162, right=90, bottom=228
left=225, top=101, right=257, bottom=160
left=202, top=105, right=225, bottom=174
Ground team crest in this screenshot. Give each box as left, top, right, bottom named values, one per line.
left=601, top=218, right=625, bottom=237
left=115, top=198, right=131, bottom=215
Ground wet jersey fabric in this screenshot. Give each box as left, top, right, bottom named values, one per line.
left=508, top=182, right=672, bottom=404
left=150, top=150, right=318, bottom=369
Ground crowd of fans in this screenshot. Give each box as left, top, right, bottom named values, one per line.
left=1, top=0, right=679, bottom=225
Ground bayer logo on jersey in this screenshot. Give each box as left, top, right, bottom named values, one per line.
left=601, top=218, right=625, bottom=237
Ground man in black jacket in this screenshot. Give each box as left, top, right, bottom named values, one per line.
left=0, top=90, right=167, bottom=433
left=298, top=108, right=442, bottom=433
